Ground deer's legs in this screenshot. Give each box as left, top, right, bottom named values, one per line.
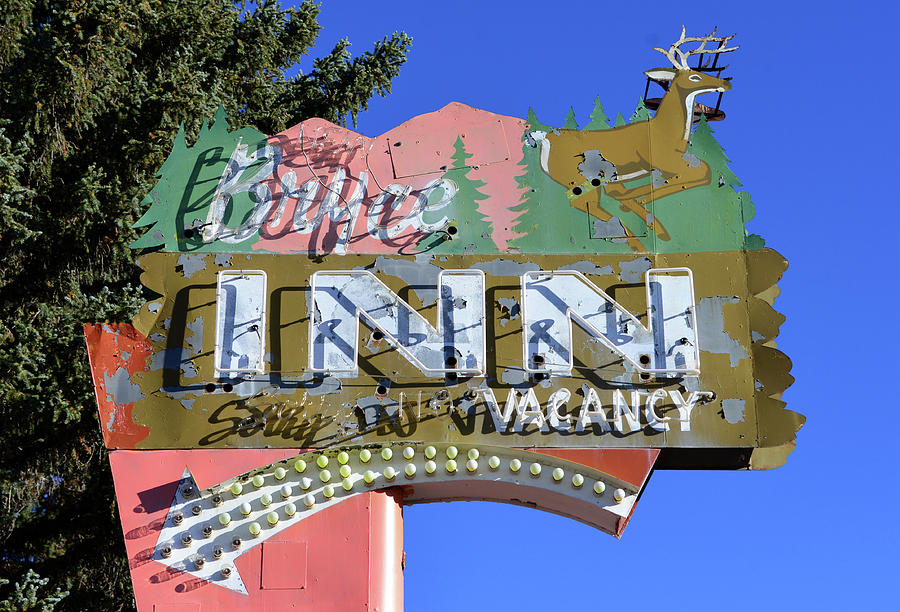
left=603, top=162, right=713, bottom=241
left=569, top=189, right=648, bottom=252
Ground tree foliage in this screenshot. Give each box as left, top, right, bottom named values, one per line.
left=0, top=1, right=410, bottom=609
left=420, top=136, right=498, bottom=254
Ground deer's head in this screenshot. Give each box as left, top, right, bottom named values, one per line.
left=644, top=67, right=732, bottom=96
left=648, top=27, right=737, bottom=94
left=644, top=27, right=738, bottom=140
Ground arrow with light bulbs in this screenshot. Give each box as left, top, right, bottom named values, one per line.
left=154, top=442, right=638, bottom=593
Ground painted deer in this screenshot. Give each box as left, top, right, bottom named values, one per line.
left=528, top=28, right=738, bottom=247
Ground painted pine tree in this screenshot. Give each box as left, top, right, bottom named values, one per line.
left=562, top=107, right=579, bottom=130
left=510, top=107, right=595, bottom=252
left=511, top=107, right=634, bottom=253
left=419, top=136, right=499, bottom=254
left=131, top=107, right=267, bottom=251
left=630, top=98, right=651, bottom=122
left=584, top=96, right=611, bottom=130
left=650, top=115, right=757, bottom=252
left=525, top=106, right=555, bottom=133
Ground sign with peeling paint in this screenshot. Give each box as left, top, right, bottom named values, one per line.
left=84, top=29, right=804, bottom=609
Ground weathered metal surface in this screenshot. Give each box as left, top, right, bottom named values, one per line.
left=90, top=249, right=796, bottom=459
left=109, top=449, right=403, bottom=611
left=85, top=28, right=803, bottom=608
left=154, top=444, right=637, bottom=594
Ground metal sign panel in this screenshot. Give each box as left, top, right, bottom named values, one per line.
left=85, top=29, right=803, bottom=610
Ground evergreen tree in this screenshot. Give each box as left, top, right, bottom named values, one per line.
left=0, top=2, right=411, bottom=609
left=630, top=98, right=651, bottom=122
left=130, top=109, right=268, bottom=251
left=689, top=115, right=741, bottom=190
left=561, top=107, right=578, bottom=130
left=649, top=114, right=757, bottom=253
left=420, top=137, right=498, bottom=254
left=612, top=112, right=627, bottom=127
left=583, top=95, right=611, bottom=130
left=687, top=115, right=761, bottom=249
left=525, top=107, right=555, bottom=133
left=509, top=139, right=598, bottom=253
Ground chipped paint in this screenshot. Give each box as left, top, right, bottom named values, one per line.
left=558, top=260, right=614, bottom=276
left=592, top=218, right=629, bottom=240
left=497, top=296, right=520, bottom=327
left=83, top=323, right=151, bottom=447
left=104, top=366, right=146, bottom=406
left=105, top=250, right=795, bottom=454
left=361, top=255, right=442, bottom=306
left=697, top=296, right=749, bottom=367
left=618, top=256, right=652, bottom=283
left=185, top=317, right=203, bottom=354
left=177, top=253, right=207, bottom=278
left=722, top=398, right=746, bottom=424
left=470, top=258, right=540, bottom=276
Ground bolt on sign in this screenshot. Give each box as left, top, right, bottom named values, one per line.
left=85, top=28, right=803, bottom=610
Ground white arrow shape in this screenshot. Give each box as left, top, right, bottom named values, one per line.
left=153, top=444, right=639, bottom=593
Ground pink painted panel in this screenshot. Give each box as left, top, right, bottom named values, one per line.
left=253, top=104, right=527, bottom=254
left=110, top=449, right=403, bottom=611
left=261, top=541, right=307, bottom=590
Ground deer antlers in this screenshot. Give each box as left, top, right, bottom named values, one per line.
left=654, top=26, right=739, bottom=71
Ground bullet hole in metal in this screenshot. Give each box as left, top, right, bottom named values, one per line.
left=372, top=330, right=384, bottom=341
left=533, top=372, right=547, bottom=382
left=445, top=372, right=458, bottom=384
left=573, top=186, right=583, bottom=195
left=445, top=356, right=458, bottom=368
left=591, top=178, right=602, bottom=187
left=640, top=373, right=651, bottom=381
left=375, top=384, right=388, bottom=397
left=222, top=383, right=234, bottom=393
left=205, top=383, right=216, bottom=393
left=533, top=354, right=545, bottom=366
left=639, top=354, right=651, bottom=366
left=446, top=225, right=458, bottom=236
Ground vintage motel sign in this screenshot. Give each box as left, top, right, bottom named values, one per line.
left=85, top=29, right=803, bottom=611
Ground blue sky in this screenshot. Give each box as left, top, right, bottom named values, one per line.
left=298, top=1, right=898, bottom=609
